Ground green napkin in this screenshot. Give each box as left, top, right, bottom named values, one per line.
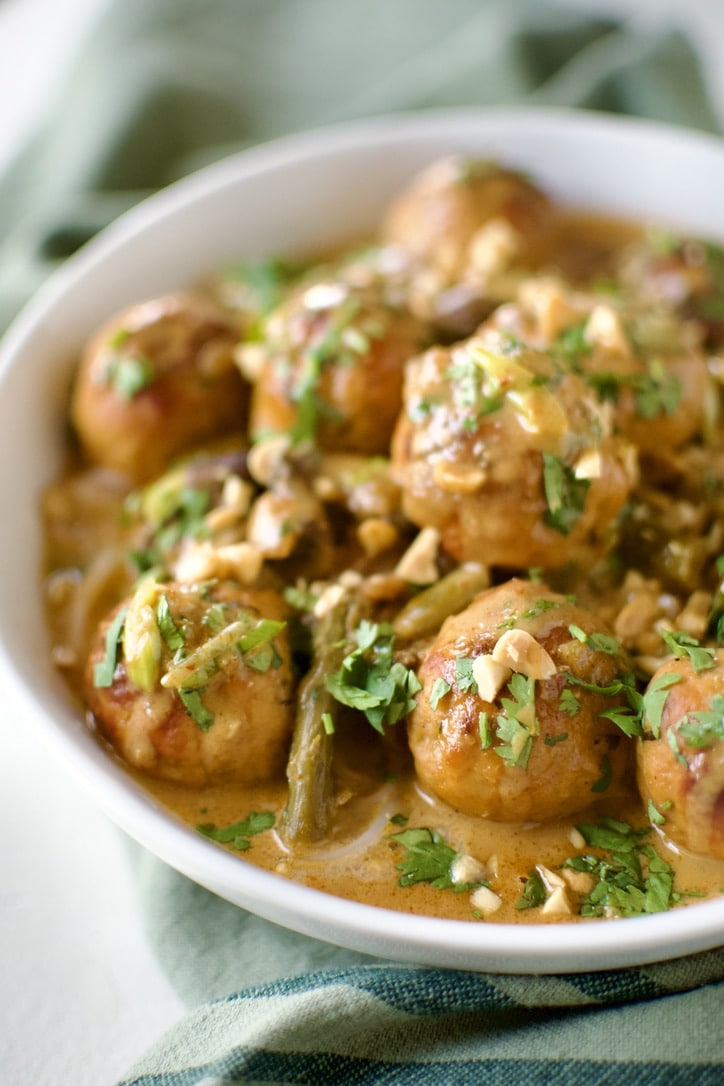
left=2, top=2, right=722, bottom=1083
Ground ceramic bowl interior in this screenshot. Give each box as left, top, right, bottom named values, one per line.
left=1, top=107, right=723, bottom=973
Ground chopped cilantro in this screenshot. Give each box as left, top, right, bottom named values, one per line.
left=454, top=656, right=478, bottom=694
left=197, top=810, right=275, bottom=850
left=676, top=694, right=724, bottom=748
left=633, top=364, right=682, bottom=419
left=157, top=594, right=185, bottom=653
left=563, top=818, right=678, bottom=917
left=545, top=732, right=569, bottom=746
left=586, top=367, right=682, bottom=419
left=499, top=598, right=559, bottom=629
left=203, top=603, right=229, bottom=634
left=642, top=671, right=682, bottom=738
left=162, top=613, right=287, bottom=693
left=648, top=799, right=666, bottom=826
left=179, top=689, right=215, bottom=731
left=227, top=257, right=300, bottom=316
left=568, top=623, right=619, bottom=656
left=515, top=870, right=547, bottom=910
left=429, top=677, right=452, bottom=710
left=666, top=725, right=688, bottom=768
left=554, top=321, right=592, bottom=364
left=494, top=673, right=537, bottom=768
left=93, top=605, right=128, bottom=688
left=391, top=827, right=485, bottom=892
left=542, top=452, right=590, bottom=536
left=566, top=672, right=644, bottom=738
left=446, top=355, right=503, bottom=418
left=325, top=620, right=421, bottom=733
left=558, top=688, right=580, bottom=716
left=236, top=618, right=286, bottom=672
left=661, top=630, right=716, bottom=674
left=590, top=753, right=612, bottom=793
left=522, top=598, right=559, bottom=621
left=105, top=354, right=155, bottom=400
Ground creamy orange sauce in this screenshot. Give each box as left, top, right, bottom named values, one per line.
left=43, top=158, right=724, bottom=925
left=135, top=762, right=724, bottom=924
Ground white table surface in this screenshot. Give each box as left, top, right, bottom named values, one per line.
left=0, top=0, right=722, bottom=1083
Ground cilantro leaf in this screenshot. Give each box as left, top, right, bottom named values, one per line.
left=642, top=671, right=682, bottom=738
left=325, top=621, right=421, bottom=733
left=197, top=810, right=275, bottom=851
left=454, top=656, right=478, bottom=694
left=157, top=594, right=185, bottom=653
left=179, top=689, right=215, bottom=731
left=93, top=606, right=128, bottom=688
left=563, top=818, right=678, bottom=917
left=568, top=623, right=619, bottom=656
left=105, top=354, right=155, bottom=400
left=429, top=677, right=452, bottom=710
left=542, top=453, right=590, bottom=536
left=391, top=827, right=485, bottom=892
left=661, top=630, right=716, bottom=673
left=515, top=870, right=547, bottom=910
left=676, top=694, right=724, bottom=748
left=590, top=753, right=612, bottom=793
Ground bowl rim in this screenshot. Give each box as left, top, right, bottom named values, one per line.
left=1, top=104, right=723, bottom=974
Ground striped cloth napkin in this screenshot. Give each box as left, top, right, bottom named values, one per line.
left=0, top=2, right=721, bottom=1083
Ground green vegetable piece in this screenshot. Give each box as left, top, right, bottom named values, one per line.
left=105, top=354, right=155, bottom=400
left=676, top=695, right=724, bottom=748
left=590, top=753, right=612, bottom=793
left=179, top=689, right=215, bottom=732
left=93, top=606, right=128, bottom=688
left=325, top=620, right=421, bottom=733
left=391, top=827, right=483, bottom=892
left=197, top=810, right=275, bottom=851
left=661, top=630, right=716, bottom=674
left=157, top=595, right=185, bottom=653
left=429, top=677, right=452, bottom=711
left=282, top=597, right=356, bottom=845
left=515, top=870, right=547, bottom=910
left=642, top=672, right=682, bottom=739
left=392, top=563, right=490, bottom=642
left=542, top=453, right=590, bottom=536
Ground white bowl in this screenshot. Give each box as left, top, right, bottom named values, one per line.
left=1, top=106, right=723, bottom=974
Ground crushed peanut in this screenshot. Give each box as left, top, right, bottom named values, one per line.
left=492, top=629, right=557, bottom=679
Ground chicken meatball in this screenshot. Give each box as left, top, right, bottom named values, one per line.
left=489, top=277, right=712, bottom=455
left=408, top=579, right=635, bottom=822
left=71, top=294, right=246, bottom=484
left=390, top=325, right=635, bottom=569
left=241, top=278, right=427, bottom=455
left=85, top=579, right=294, bottom=785
left=637, top=649, right=724, bottom=860
left=382, top=156, right=557, bottom=330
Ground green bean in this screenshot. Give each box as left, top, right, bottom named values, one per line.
left=392, top=562, right=490, bottom=641
left=281, top=597, right=350, bottom=845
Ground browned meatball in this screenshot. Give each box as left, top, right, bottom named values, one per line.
left=384, top=157, right=555, bottom=280
left=390, top=326, right=634, bottom=569
left=637, top=650, right=724, bottom=860
left=84, top=580, right=294, bottom=785
left=408, top=579, right=635, bottom=822
left=382, top=157, right=557, bottom=331
left=488, top=281, right=712, bottom=455
left=242, top=278, right=427, bottom=455
left=71, top=294, right=247, bottom=484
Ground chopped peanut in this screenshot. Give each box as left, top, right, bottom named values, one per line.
left=472, top=654, right=512, bottom=702
left=492, top=629, right=556, bottom=679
